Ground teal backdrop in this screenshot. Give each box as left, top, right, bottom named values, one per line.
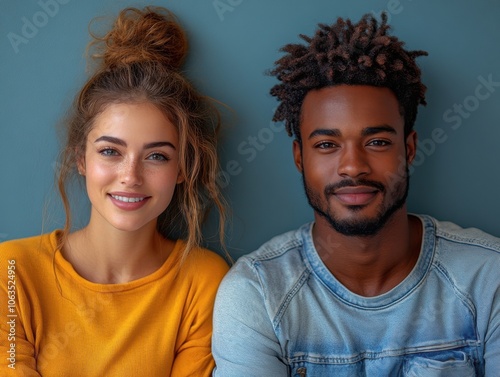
left=1, top=0, right=499, bottom=259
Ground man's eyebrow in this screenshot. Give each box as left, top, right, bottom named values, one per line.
left=307, top=125, right=397, bottom=140
left=94, top=136, right=176, bottom=150
left=308, top=129, right=342, bottom=139
left=361, top=125, right=397, bottom=136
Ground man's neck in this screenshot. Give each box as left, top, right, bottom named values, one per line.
left=312, top=210, right=422, bottom=297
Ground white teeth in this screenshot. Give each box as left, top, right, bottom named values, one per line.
left=111, top=195, right=145, bottom=203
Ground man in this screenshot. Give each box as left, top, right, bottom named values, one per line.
left=212, top=14, right=500, bottom=376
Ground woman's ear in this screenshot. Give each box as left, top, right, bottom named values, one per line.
left=176, top=171, right=184, bottom=184
left=76, top=150, right=86, bottom=176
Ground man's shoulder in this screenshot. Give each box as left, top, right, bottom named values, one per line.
left=429, top=215, right=500, bottom=254
left=420, top=215, right=500, bottom=314
left=222, top=223, right=312, bottom=288
left=420, top=215, right=500, bottom=279
left=241, top=223, right=311, bottom=263
left=216, top=223, right=313, bottom=318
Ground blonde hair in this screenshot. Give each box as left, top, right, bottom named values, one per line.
left=57, top=7, right=227, bottom=259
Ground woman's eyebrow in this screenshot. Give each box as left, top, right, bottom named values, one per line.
left=144, top=141, right=176, bottom=150
left=94, top=136, right=176, bottom=150
left=94, top=135, right=126, bottom=146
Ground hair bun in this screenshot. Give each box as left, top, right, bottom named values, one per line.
left=90, top=7, right=188, bottom=70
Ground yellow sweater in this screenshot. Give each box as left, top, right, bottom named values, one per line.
left=0, top=231, right=229, bottom=376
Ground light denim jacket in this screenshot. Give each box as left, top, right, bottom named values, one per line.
left=212, top=215, right=500, bottom=376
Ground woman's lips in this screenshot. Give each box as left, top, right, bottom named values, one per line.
left=108, top=193, right=151, bottom=210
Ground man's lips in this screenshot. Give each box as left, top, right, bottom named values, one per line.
left=332, top=186, right=379, bottom=205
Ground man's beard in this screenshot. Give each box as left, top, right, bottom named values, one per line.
left=303, top=168, right=409, bottom=237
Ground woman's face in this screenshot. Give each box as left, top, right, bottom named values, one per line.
left=79, top=102, right=183, bottom=233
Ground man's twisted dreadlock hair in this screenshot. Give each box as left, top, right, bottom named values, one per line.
left=270, top=13, right=428, bottom=141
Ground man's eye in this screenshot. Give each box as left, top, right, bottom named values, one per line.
left=368, top=139, right=391, bottom=147
left=316, top=141, right=337, bottom=149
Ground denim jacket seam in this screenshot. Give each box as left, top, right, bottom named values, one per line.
left=296, top=216, right=439, bottom=310
left=249, top=237, right=304, bottom=263
left=286, top=339, right=480, bottom=365
left=250, top=238, right=313, bottom=338
left=435, top=229, right=500, bottom=253
left=246, top=257, right=283, bottom=348
left=432, top=259, right=480, bottom=341
left=273, top=268, right=311, bottom=328
left=248, top=248, right=307, bottom=334
left=305, top=232, right=437, bottom=311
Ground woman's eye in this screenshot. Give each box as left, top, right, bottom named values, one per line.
left=99, top=148, right=119, bottom=156
left=147, top=153, right=169, bottom=161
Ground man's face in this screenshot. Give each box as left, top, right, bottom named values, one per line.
left=294, top=85, right=417, bottom=236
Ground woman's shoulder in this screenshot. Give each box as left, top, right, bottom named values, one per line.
left=0, top=231, right=59, bottom=264
left=175, top=240, right=230, bottom=280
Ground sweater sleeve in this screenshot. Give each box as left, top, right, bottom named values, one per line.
left=212, top=257, right=289, bottom=377
left=170, top=250, right=229, bottom=377
left=0, top=241, right=42, bottom=377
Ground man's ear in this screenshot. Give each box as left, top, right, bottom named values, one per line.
left=406, top=130, right=417, bottom=165
left=293, top=139, right=303, bottom=173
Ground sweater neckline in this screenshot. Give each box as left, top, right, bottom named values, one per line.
left=49, top=230, right=184, bottom=293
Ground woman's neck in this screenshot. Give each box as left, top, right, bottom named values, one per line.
left=63, top=219, right=174, bottom=284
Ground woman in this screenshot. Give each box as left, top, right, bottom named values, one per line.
left=0, top=6, right=228, bottom=376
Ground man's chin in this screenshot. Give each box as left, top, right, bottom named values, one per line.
left=324, top=200, right=407, bottom=237
left=326, top=217, right=386, bottom=237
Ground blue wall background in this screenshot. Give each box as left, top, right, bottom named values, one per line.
left=1, top=0, right=499, bottom=259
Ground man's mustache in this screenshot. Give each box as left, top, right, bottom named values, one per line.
left=324, top=179, right=386, bottom=196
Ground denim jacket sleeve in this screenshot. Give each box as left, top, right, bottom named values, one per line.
left=212, top=257, right=288, bottom=377
left=436, top=220, right=500, bottom=376
left=484, top=258, right=500, bottom=376
left=437, top=221, right=500, bottom=376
